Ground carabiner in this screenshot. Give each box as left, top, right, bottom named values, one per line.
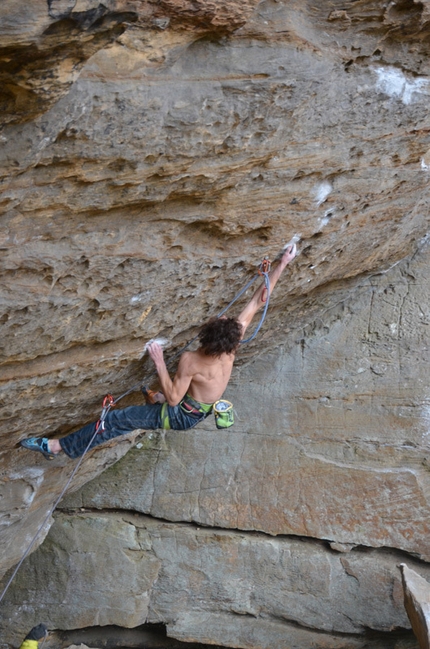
left=102, top=394, right=115, bottom=408
left=258, top=257, right=271, bottom=275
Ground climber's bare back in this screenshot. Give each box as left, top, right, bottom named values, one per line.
left=178, top=349, right=235, bottom=404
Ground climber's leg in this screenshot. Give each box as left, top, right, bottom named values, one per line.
left=58, top=403, right=164, bottom=458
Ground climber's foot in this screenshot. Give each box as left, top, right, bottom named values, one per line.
left=20, top=437, right=57, bottom=460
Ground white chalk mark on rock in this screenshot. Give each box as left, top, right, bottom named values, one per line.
left=130, top=291, right=151, bottom=305
left=313, top=181, right=332, bottom=206
left=282, top=233, right=301, bottom=257
left=318, top=208, right=336, bottom=230
left=421, top=405, right=430, bottom=440
left=374, top=66, right=430, bottom=105
left=143, top=338, right=169, bottom=355
left=284, top=233, right=301, bottom=249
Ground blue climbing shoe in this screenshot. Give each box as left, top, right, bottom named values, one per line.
left=20, top=437, right=56, bottom=460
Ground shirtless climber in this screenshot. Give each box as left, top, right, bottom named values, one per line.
left=21, top=245, right=296, bottom=460
left=19, top=624, right=48, bottom=649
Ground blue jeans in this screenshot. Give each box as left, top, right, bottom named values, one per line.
left=59, top=402, right=207, bottom=459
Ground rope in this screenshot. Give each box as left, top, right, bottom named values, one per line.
left=217, top=274, right=260, bottom=318
left=0, top=260, right=272, bottom=606
left=241, top=271, right=270, bottom=344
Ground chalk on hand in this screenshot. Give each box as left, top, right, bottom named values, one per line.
left=283, top=234, right=301, bottom=249
left=143, top=338, right=169, bottom=355
left=283, top=234, right=301, bottom=257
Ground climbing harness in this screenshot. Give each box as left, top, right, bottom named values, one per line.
left=0, top=255, right=273, bottom=606
left=160, top=402, right=170, bottom=430
left=180, top=395, right=213, bottom=416
left=159, top=395, right=213, bottom=430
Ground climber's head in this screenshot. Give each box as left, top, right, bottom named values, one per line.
left=198, top=316, right=242, bottom=357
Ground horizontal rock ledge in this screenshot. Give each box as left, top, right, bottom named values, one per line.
left=0, top=511, right=424, bottom=647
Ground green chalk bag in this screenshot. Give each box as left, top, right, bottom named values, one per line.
left=213, top=399, right=234, bottom=429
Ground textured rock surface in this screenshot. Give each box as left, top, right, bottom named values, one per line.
left=0, top=511, right=423, bottom=647
left=1, top=0, right=430, bottom=646
left=2, top=245, right=429, bottom=646
left=0, top=0, right=258, bottom=124
left=0, top=428, right=143, bottom=577
left=62, top=244, right=430, bottom=560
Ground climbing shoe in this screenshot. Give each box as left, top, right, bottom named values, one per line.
left=20, top=437, right=56, bottom=460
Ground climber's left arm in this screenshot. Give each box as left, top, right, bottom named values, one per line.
left=237, top=244, right=296, bottom=336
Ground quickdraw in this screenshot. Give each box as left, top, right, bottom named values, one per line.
left=103, top=393, right=115, bottom=408
left=96, top=393, right=115, bottom=434
left=258, top=257, right=271, bottom=275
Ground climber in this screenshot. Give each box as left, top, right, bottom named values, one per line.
left=19, top=624, right=48, bottom=649
left=20, top=245, right=296, bottom=460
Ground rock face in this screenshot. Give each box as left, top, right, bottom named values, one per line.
left=400, top=564, right=430, bottom=649
left=0, top=0, right=258, bottom=125
left=61, top=246, right=430, bottom=562
left=1, top=0, right=430, bottom=647
left=1, top=512, right=423, bottom=647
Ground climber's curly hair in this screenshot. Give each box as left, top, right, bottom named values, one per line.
left=198, top=317, right=242, bottom=357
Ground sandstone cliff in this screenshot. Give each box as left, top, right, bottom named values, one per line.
left=1, top=0, right=430, bottom=647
